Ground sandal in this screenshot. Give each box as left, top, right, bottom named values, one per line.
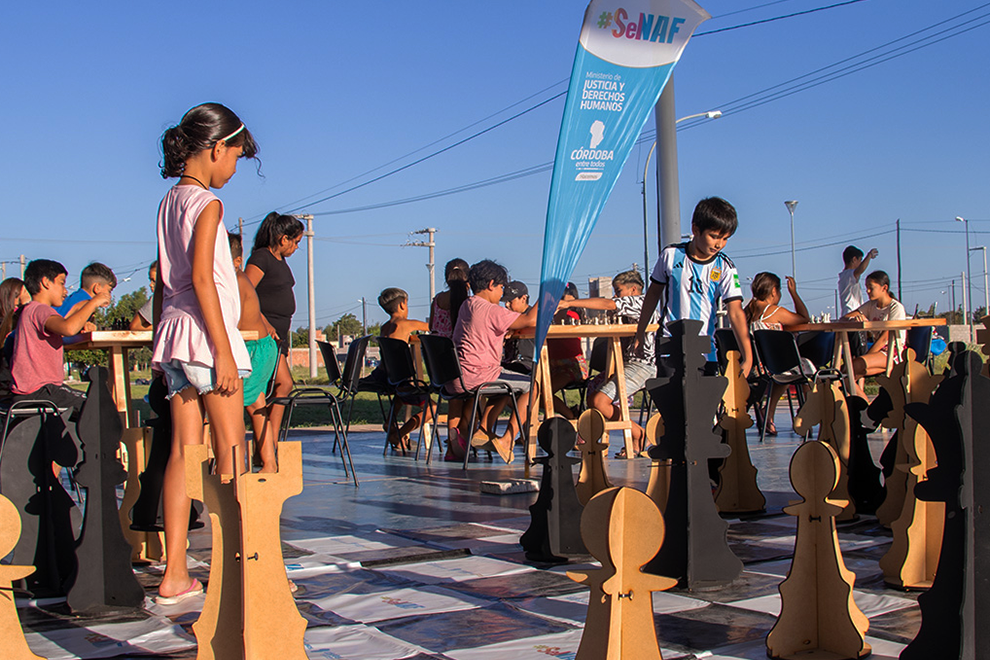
left=156, top=578, right=204, bottom=605
left=766, top=421, right=778, bottom=436
left=614, top=448, right=628, bottom=459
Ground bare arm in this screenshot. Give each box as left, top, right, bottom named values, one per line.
left=768, top=276, right=811, bottom=326
left=632, top=281, right=663, bottom=357
left=559, top=297, right=617, bottom=311
left=853, top=248, right=878, bottom=278
left=191, top=201, right=239, bottom=396
left=244, top=262, right=264, bottom=287
left=152, top=257, right=163, bottom=327
left=726, top=299, right=753, bottom=378
left=129, top=314, right=152, bottom=331
left=508, top=304, right=539, bottom=330
left=45, top=291, right=111, bottom=336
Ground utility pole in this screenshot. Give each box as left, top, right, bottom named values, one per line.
left=296, top=214, right=317, bottom=379
left=951, top=279, right=956, bottom=324
left=238, top=216, right=244, bottom=239
left=896, top=219, right=902, bottom=300
left=408, top=228, right=437, bottom=304
left=962, top=270, right=969, bottom=340
left=655, top=77, right=681, bottom=250
left=20, top=255, right=25, bottom=279
left=361, top=297, right=367, bottom=336
left=1, top=261, right=5, bottom=280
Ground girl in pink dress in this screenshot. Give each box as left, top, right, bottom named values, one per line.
left=152, top=103, right=259, bottom=604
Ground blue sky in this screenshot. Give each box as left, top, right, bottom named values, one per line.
left=2, top=1, right=988, bottom=328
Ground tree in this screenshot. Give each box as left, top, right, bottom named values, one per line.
left=327, top=313, right=363, bottom=344
left=292, top=327, right=309, bottom=348
left=67, top=287, right=153, bottom=370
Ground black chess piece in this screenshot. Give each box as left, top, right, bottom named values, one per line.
left=521, top=418, right=585, bottom=561
left=65, top=366, right=145, bottom=613
left=0, top=410, right=80, bottom=596
left=901, top=351, right=989, bottom=660
left=645, top=320, right=741, bottom=588
left=845, top=395, right=884, bottom=515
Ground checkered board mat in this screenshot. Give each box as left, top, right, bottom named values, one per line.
left=15, top=512, right=921, bottom=660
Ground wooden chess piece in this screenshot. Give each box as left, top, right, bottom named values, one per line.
left=236, top=442, right=307, bottom=659
left=568, top=487, right=677, bottom=660
left=977, top=314, right=990, bottom=378
left=715, top=349, right=765, bottom=514
left=844, top=395, right=885, bottom=515
left=0, top=410, right=79, bottom=596
left=576, top=409, right=611, bottom=506
left=66, top=366, right=145, bottom=613
left=900, top=350, right=989, bottom=659
left=874, top=355, right=913, bottom=527
left=118, top=426, right=163, bottom=562
left=645, top=319, right=741, bottom=588
left=644, top=414, right=670, bottom=515
left=767, top=441, right=870, bottom=660
left=879, top=349, right=943, bottom=589
left=0, top=494, right=46, bottom=660
left=794, top=379, right=856, bottom=521
left=187, top=444, right=243, bottom=660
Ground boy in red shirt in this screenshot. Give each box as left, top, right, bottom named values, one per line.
left=10, top=259, right=110, bottom=412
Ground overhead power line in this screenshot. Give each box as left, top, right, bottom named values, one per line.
left=695, top=0, right=867, bottom=36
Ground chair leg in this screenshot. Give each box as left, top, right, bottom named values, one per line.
left=463, top=394, right=484, bottom=470
left=330, top=398, right=357, bottom=486
left=760, top=382, right=773, bottom=443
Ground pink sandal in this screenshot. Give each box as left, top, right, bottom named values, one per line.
left=156, top=578, right=203, bottom=605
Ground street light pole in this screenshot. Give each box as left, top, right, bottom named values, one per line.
left=957, top=217, right=974, bottom=340
left=642, top=109, right=720, bottom=278
left=785, top=201, right=798, bottom=279
left=296, top=214, right=317, bottom=379
left=972, top=245, right=989, bottom=320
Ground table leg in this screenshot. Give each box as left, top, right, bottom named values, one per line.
left=841, top=333, right=856, bottom=394
left=610, top=336, right=635, bottom=458
left=108, top=345, right=130, bottom=421
left=885, top=333, right=899, bottom=376
left=527, top=345, right=552, bottom=470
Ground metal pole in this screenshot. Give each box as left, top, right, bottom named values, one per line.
left=962, top=270, right=969, bottom=340
left=785, top=201, right=798, bottom=279
left=655, top=77, right=681, bottom=250
left=896, top=219, right=902, bottom=300
left=983, top=247, right=988, bottom=319
left=361, top=297, right=367, bottom=336
left=20, top=254, right=25, bottom=279
left=642, top=141, right=657, bottom=278
left=410, top=228, right=437, bottom=304
left=300, top=214, right=317, bottom=379
left=1, top=261, right=5, bottom=280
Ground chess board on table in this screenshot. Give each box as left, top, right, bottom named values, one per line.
left=15, top=511, right=920, bottom=660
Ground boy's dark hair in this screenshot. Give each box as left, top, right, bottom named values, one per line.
left=160, top=102, right=259, bottom=178
left=378, top=287, right=408, bottom=315
left=252, top=212, right=305, bottom=253
left=612, top=269, right=644, bottom=291
left=80, top=262, right=117, bottom=290
left=842, top=245, right=864, bottom=266
left=691, top=197, right=738, bottom=237
left=24, top=259, right=67, bottom=296
left=228, top=232, right=243, bottom=260
left=865, top=270, right=893, bottom=295
left=468, top=260, right=509, bottom=294
left=443, top=258, right=471, bottom=327
left=149, top=260, right=158, bottom=274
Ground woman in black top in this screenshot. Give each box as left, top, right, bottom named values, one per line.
left=245, top=212, right=304, bottom=448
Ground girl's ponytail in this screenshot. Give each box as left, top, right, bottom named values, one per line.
left=160, top=103, right=259, bottom=179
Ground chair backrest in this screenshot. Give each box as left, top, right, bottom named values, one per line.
left=316, top=340, right=343, bottom=385
left=798, top=331, right=835, bottom=370
left=588, top=337, right=610, bottom=374
left=753, top=329, right=806, bottom=378
left=419, top=334, right=462, bottom=389
left=378, top=337, right=417, bottom=386
left=713, top=328, right=737, bottom=373
left=340, top=335, right=372, bottom=393
left=906, top=325, right=932, bottom=363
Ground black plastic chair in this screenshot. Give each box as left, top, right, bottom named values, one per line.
left=797, top=331, right=836, bottom=370
left=419, top=334, right=524, bottom=469
left=714, top=328, right=770, bottom=429
left=339, top=335, right=392, bottom=438
left=377, top=336, right=438, bottom=461
left=270, top=340, right=356, bottom=486
left=906, top=325, right=933, bottom=368
left=0, top=399, right=64, bottom=468
left=752, top=329, right=822, bottom=443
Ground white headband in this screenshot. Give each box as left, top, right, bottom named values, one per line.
left=219, top=124, right=245, bottom=143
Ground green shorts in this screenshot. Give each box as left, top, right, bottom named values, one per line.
left=242, top=335, right=278, bottom=406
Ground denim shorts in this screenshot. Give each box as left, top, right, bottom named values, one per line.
left=596, top=360, right=656, bottom=404
left=160, top=359, right=251, bottom=398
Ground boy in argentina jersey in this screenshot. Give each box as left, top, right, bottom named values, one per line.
left=634, top=197, right=753, bottom=378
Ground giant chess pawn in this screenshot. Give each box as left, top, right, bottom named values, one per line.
left=0, top=494, right=46, bottom=660
left=767, top=441, right=869, bottom=660
left=568, top=487, right=676, bottom=660
left=576, top=409, right=611, bottom=506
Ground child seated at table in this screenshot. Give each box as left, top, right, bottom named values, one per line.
left=55, top=262, right=116, bottom=326
left=9, top=259, right=110, bottom=412
left=558, top=269, right=658, bottom=457
left=841, top=270, right=905, bottom=398
left=744, top=272, right=813, bottom=435
left=129, top=261, right=158, bottom=331
left=229, top=234, right=280, bottom=472
left=548, top=282, right=588, bottom=419
left=447, top=260, right=538, bottom=464
left=367, top=287, right=431, bottom=452
left=500, top=281, right=535, bottom=375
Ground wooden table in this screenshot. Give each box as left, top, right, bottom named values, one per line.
left=515, top=323, right=660, bottom=463
left=783, top=318, right=946, bottom=392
